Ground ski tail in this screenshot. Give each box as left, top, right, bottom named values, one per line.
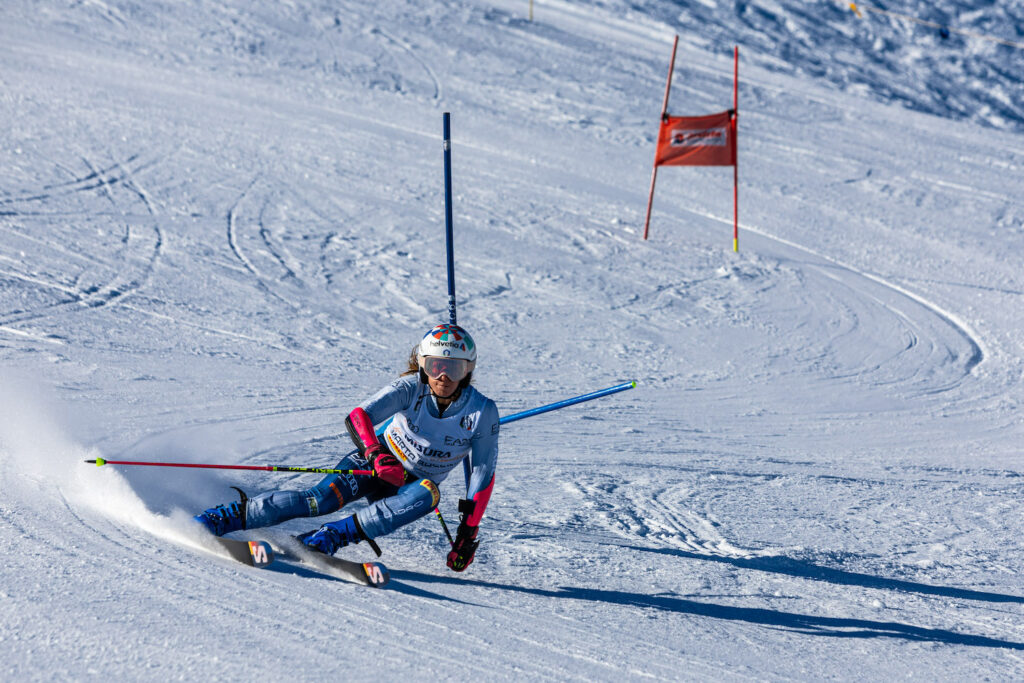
left=286, top=534, right=390, bottom=588
left=361, top=561, right=390, bottom=588
left=209, top=536, right=275, bottom=568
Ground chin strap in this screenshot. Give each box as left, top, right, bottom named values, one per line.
left=432, top=384, right=462, bottom=402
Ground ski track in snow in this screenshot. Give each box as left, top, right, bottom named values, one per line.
left=0, top=155, right=164, bottom=327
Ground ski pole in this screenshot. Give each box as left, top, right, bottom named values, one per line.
left=434, top=507, right=455, bottom=547
left=85, top=457, right=373, bottom=477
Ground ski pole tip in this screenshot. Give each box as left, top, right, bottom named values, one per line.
left=86, top=457, right=106, bottom=466
left=630, top=380, right=638, bottom=388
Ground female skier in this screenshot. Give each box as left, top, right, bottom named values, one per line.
left=193, top=323, right=498, bottom=572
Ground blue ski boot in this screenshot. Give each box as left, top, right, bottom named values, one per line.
left=301, top=515, right=368, bottom=555
left=194, top=487, right=247, bottom=537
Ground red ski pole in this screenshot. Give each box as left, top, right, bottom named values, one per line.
left=85, top=457, right=372, bottom=477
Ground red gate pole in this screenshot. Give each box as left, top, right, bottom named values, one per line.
left=642, top=167, right=659, bottom=241
left=643, top=35, right=679, bottom=240
left=732, top=46, right=739, bottom=252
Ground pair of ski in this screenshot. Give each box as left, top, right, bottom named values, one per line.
left=211, top=534, right=390, bottom=588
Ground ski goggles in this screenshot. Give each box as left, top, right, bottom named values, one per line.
left=419, top=356, right=472, bottom=381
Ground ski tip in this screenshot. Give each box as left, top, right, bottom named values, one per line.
left=362, top=562, right=390, bottom=588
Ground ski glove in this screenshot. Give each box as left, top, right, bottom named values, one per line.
left=367, top=443, right=405, bottom=487
left=446, top=519, right=479, bottom=572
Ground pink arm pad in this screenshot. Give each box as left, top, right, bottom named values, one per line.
left=347, top=407, right=381, bottom=450
left=466, top=475, right=494, bottom=527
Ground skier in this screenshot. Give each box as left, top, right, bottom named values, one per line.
left=193, top=323, right=498, bottom=572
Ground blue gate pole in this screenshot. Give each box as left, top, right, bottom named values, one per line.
left=443, top=112, right=457, bottom=325
left=374, top=380, right=638, bottom=438
left=499, top=381, right=637, bottom=425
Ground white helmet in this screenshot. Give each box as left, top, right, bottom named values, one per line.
left=417, top=324, right=476, bottom=387
left=417, top=323, right=477, bottom=363
left=418, top=324, right=476, bottom=383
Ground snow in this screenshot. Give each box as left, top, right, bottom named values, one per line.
left=2, top=0, right=1023, bottom=679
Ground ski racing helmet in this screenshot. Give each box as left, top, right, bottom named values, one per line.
left=417, top=323, right=476, bottom=382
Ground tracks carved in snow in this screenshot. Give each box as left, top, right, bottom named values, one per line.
left=564, top=475, right=781, bottom=560
left=0, top=154, right=163, bottom=326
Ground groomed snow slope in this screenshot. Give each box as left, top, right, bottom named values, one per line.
left=1, top=0, right=1023, bottom=680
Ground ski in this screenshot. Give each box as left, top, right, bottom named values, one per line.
left=208, top=536, right=275, bottom=568
left=281, top=536, right=390, bottom=588
left=201, top=534, right=387, bottom=586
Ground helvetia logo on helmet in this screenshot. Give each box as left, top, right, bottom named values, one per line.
left=431, top=340, right=465, bottom=350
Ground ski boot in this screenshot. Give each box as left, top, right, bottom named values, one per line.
left=194, top=487, right=248, bottom=537
left=300, top=515, right=375, bottom=555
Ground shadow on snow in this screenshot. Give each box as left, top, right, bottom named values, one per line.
left=626, top=545, right=1024, bottom=605
left=388, top=551, right=1024, bottom=651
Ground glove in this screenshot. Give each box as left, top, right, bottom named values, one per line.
left=367, top=443, right=405, bottom=487
left=446, top=519, right=479, bottom=572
